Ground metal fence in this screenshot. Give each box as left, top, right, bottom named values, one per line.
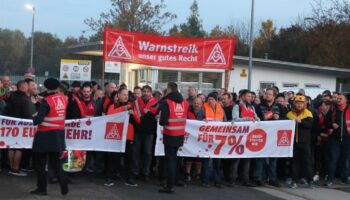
left=5, top=75, right=117, bottom=88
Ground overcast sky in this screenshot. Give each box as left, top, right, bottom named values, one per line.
left=0, top=0, right=321, bottom=39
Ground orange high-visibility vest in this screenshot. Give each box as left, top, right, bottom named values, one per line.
left=203, top=102, right=224, bottom=122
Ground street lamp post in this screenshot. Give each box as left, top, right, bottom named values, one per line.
left=248, top=0, right=255, bottom=90
left=25, top=4, right=35, bottom=70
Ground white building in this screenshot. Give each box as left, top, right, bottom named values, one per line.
left=230, top=56, right=350, bottom=93
left=68, top=42, right=350, bottom=95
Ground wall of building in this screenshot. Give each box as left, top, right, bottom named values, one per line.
left=228, top=65, right=337, bottom=93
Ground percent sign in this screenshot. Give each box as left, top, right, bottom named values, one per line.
left=214, top=135, right=245, bottom=155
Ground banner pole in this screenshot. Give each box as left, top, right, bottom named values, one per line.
left=102, top=61, right=105, bottom=88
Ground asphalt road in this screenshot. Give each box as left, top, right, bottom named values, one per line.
left=1, top=171, right=350, bottom=200
left=0, top=171, right=283, bottom=200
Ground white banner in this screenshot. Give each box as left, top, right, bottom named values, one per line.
left=0, top=112, right=129, bottom=152
left=155, top=120, right=296, bottom=158
left=60, top=59, right=92, bottom=81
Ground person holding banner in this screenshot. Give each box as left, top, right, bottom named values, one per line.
left=31, top=78, right=69, bottom=196
left=158, top=82, right=189, bottom=194
left=105, top=88, right=139, bottom=187
left=81, top=83, right=96, bottom=173
left=232, top=89, right=260, bottom=187
left=185, top=97, right=205, bottom=182
left=201, top=92, right=226, bottom=188
left=287, top=95, right=314, bottom=189
left=255, top=88, right=285, bottom=187
left=132, top=85, right=158, bottom=181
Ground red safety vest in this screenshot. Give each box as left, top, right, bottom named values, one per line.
left=102, top=96, right=111, bottom=114
left=240, top=103, right=256, bottom=118
left=163, top=99, right=189, bottom=136
left=81, top=100, right=96, bottom=117
left=133, top=97, right=158, bottom=123
left=37, top=94, right=68, bottom=131
left=346, top=107, right=350, bottom=135
left=72, top=94, right=86, bottom=118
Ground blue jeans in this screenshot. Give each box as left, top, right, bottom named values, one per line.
left=327, top=137, right=350, bottom=182
left=202, top=158, right=221, bottom=184
left=255, top=158, right=277, bottom=182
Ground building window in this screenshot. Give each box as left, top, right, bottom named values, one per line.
left=305, top=84, right=320, bottom=88
left=283, top=83, right=298, bottom=88
left=158, top=70, right=178, bottom=83
left=202, top=72, right=222, bottom=94
left=260, top=82, right=275, bottom=89
left=182, top=72, right=199, bottom=83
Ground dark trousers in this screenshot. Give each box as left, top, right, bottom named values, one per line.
left=105, top=152, right=122, bottom=178
left=21, top=149, right=33, bottom=169
left=124, top=141, right=135, bottom=180
left=291, top=143, right=313, bottom=182
left=255, top=158, right=277, bottom=182
left=238, top=159, right=251, bottom=181
left=0, top=149, right=8, bottom=169
left=222, top=159, right=240, bottom=183
left=132, top=133, right=154, bottom=176
left=164, top=144, right=179, bottom=189
left=314, top=142, right=328, bottom=176
left=327, top=137, right=350, bottom=182
left=35, top=152, right=66, bottom=191
left=202, top=158, right=221, bottom=184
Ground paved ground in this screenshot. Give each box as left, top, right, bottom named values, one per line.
left=0, top=171, right=349, bottom=200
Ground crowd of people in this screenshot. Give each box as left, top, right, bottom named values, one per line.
left=0, top=74, right=349, bottom=196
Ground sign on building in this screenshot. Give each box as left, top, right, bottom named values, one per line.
left=60, top=59, right=92, bottom=81
left=104, top=61, right=121, bottom=73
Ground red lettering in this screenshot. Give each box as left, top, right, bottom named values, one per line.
left=66, top=129, right=72, bottom=139
left=81, top=130, right=88, bottom=140
left=214, top=135, right=227, bottom=155
left=22, top=128, right=29, bottom=137
left=73, top=130, right=80, bottom=139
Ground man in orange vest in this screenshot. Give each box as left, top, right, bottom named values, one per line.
left=158, top=82, right=189, bottom=193
left=202, top=92, right=226, bottom=188
left=30, top=78, right=69, bottom=196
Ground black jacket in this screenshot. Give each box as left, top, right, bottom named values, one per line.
left=223, top=105, right=233, bottom=121
left=256, top=101, right=286, bottom=121
left=66, top=93, right=83, bottom=120
left=32, top=92, right=66, bottom=152
left=159, top=91, right=186, bottom=147
left=134, top=97, right=158, bottom=135
left=5, top=90, right=36, bottom=119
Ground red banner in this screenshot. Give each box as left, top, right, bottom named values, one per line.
left=103, top=28, right=236, bottom=70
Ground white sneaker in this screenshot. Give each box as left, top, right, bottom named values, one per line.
left=11, top=170, right=27, bottom=177
left=313, top=175, right=320, bottom=182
